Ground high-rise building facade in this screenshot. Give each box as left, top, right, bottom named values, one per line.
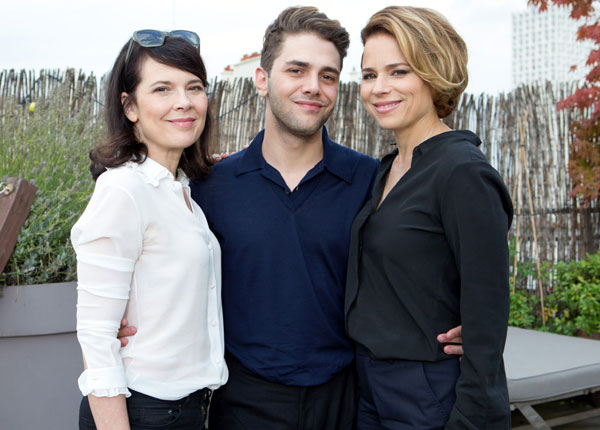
left=512, top=6, right=593, bottom=86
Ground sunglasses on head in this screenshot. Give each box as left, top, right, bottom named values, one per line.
left=124, top=29, right=201, bottom=70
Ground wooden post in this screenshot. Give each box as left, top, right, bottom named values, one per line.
left=517, top=109, right=546, bottom=326
left=512, top=151, right=522, bottom=294
left=520, top=145, right=546, bottom=325
left=511, top=109, right=528, bottom=293
left=0, top=178, right=38, bottom=273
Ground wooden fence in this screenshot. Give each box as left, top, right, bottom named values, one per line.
left=0, top=69, right=102, bottom=119
left=1, top=70, right=598, bottom=287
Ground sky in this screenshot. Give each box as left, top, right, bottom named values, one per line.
left=2, top=0, right=531, bottom=95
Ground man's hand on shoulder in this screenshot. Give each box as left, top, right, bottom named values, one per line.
left=437, top=325, right=463, bottom=356
left=117, top=317, right=137, bottom=347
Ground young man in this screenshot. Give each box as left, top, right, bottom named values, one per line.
left=119, top=6, right=463, bottom=429
left=191, top=8, right=375, bottom=429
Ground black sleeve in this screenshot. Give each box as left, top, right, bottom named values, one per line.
left=441, top=160, right=513, bottom=430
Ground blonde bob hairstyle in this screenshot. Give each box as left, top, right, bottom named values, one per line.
left=361, top=6, right=468, bottom=118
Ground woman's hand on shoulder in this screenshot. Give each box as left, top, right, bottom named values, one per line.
left=212, top=144, right=249, bottom=162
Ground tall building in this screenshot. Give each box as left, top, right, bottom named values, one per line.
left=512, top=6, right=593, bottom=86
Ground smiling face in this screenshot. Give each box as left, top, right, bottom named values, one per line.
left=256, top=32, right=341, bottom=139
left=360, top=33, right=438, bottom=135
left=123, top=57, right=208, bottom=163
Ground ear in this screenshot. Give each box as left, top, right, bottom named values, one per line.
left=255, top=66, right=268, bottom=98
left=121, top=92, right=138, bottom=123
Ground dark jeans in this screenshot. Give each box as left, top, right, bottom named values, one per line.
left=208, top=351, right=357, bottom=430
left=79, top=388, right=211, bottom=430
left=356, top=352, right=460, bottom=430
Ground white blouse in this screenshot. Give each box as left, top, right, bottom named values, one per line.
left=72, top=157, right=228, bottom=401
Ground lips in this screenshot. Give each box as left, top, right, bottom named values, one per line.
left=294, top=100, right=325, bottom=111
left=168, top=118, right=195, bottom=128
left=372, top=101, right=402, bottom=114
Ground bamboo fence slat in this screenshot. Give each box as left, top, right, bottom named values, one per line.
left=1, top=71, right=598, bottom=290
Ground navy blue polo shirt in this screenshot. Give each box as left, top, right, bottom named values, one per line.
left=191, top=127, right=379, bottom=386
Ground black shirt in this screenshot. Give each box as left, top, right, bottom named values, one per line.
left=345, top=130, right=513, bottom=429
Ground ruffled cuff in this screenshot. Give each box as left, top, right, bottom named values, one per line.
left=78, top=366, right=131, bottom=398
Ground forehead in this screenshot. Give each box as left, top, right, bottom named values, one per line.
left=362, top=33, right=406, bottom=65
left=274, top=32, right=341, bottom=71
left=137, top=57, right=199, bottom=83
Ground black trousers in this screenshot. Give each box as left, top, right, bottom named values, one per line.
left=355, top=352, right=460, bottom=430
left=79, top=388, right=211, bottom=430
left=209, top=352, right=357, bottom=430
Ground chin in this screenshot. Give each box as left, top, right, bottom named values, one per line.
left=373, top=119, right=401, bottom=131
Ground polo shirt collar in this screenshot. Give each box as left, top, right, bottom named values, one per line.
left=235, top=127, right=353, bottom=184
left=235, top=130, right=267, bottom=176
left=321, top=127, right=353, bottom=184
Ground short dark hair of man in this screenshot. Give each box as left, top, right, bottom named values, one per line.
left=260, top=6, right=350, bottom=74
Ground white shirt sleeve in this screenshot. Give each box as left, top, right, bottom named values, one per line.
left=71, top=183, right=143, bottom=397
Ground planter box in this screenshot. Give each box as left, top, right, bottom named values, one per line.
left=0, top=282, right=81, bottom=430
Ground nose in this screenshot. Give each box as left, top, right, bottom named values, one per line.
left=372, top=75, right=390, bottom=96
left=174, top=88, right=192, bottom=110
left=301, top=72, right=321, bottom=96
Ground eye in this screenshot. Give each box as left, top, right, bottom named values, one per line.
left=288, top=68, right=303, bottom=75
left=392, top=69, right=409, bottom=76
left=321, top=74, right=338, bottom=83
left=362, top=72, right=376, bottom=80
left=153, top=86, right=169, bottom=93
left=188, top=84, right=205, bottom=92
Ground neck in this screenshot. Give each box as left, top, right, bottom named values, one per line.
left=147, top=149, right=182, bottom=177
left=393, top=115, right=450, bottom=161
left=261, top=115, right=324, bottom=191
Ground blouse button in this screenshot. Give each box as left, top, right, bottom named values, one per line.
left=210, top=320, right=217, bottom=327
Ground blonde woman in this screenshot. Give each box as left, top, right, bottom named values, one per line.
left=346, top=7, right=512, bottom=429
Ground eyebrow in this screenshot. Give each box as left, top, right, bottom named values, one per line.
left=149, top=79, right=204, bottom=86
left=361, top=62, right=410, bottom=72
left=284, top=60, right=340, bottom=76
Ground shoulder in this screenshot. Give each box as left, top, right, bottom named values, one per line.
left=212, top=150, right=245, bottom=175
left=191, top=150, right=241, bottom=192
left=437, top=134, right=512, bottom=217
left=436, top=130, right=488, bottom=166
left=93, top=162, right=159, bottom=207
left=96, top=162, right=144, bottom=186
left=432, top=131, right=509, bottom=195
left=95, top=164, right=137, bottom=193
left=330, top=142, right=380, bottom=175
left=190, top=151, right=246, bottom=207
left=426, top=131, right=494, bottom=184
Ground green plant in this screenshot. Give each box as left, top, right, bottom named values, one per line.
left=509, top=290, right=540, bottom=328
left=545, top=251, right=600, bottom=336
left=0, top=74, right=102, bottom=286
left=508, top=237, right=553, bottom=292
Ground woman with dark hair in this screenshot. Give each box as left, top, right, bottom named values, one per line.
left=345, top=7, right=512, bottom=430
left=71, top=30, right=227, bottom=430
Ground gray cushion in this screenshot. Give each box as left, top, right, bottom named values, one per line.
left=504, top=327, right=600, bottom=403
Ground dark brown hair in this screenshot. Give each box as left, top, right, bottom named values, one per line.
left=260, top=6, right=349, bottom=74
left=362, top=6, right=468, bottom=118
left=90, top=36, right=214, bottom=180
